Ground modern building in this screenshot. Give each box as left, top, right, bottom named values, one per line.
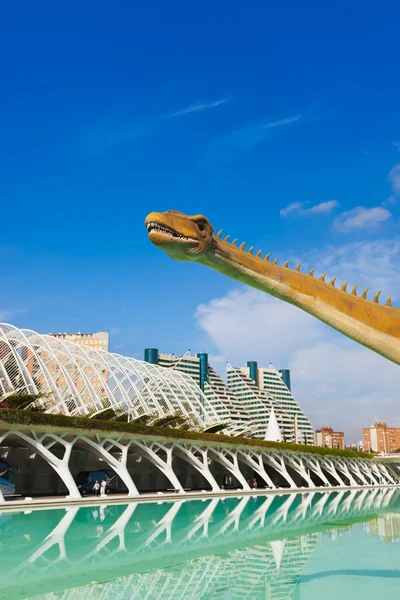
left=151, top=350, right=206, bottom=389
left=257, top=362, right=313, bottom=444
left=144, top=350, right=313, bottom=443
left=363, top=422, right=400, bottom=454
left=314, top=427, right=345, bottom=450
left=226, top=362, right=313, bottom=443
left=49, top=331, right=110, bottom=352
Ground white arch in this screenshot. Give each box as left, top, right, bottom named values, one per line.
left=0, top=323, right=220, bottom=430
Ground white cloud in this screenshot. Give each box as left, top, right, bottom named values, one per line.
left=82, top=98, right=229, bottom=152
left=280, top=200, right=338, bottom=217
left=264, top=115, right=302, bottom=129
left=333, top=206, right=391, bottom=232
left=389, top=163, right=400, bottom=195
left=205, top=112, right=305, bottom=163
left=280, top=202, right=303, bottom=216
left=172, top=98, right=229, bottom=117
left=195, top=238, right=400, bottom=440
left=303, top=238, right=400, bottom=300
left=0, top=308, right=26, bottom=322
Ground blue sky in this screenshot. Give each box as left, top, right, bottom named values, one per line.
left=1, top=1, right=400, bottom=437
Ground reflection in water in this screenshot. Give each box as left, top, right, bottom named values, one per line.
left=0, top=488, right=399, bottom=599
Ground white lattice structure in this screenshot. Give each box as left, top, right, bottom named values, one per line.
left=0, top=323, right=221, bottom=430
left=0, top=422, right=398, bottom=503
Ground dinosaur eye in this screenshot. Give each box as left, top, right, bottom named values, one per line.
left=197, top=220, right=206, bottom=232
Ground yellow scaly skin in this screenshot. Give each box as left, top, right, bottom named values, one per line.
left=145, top=210, right=400, bottom=366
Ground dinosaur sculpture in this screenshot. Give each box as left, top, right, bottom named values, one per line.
left=145, top=210, right=400, bottom=366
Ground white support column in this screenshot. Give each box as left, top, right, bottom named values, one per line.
left=310, top=490, right=331, bottom=517
left=322, top=458, right=346, bottom=487
left=184, top=498, right=220, bottom=540
left=237, top=450, right=275, bottom=488
left=79, top=436, right=139, bottom=496
left=29, top=507, right=79, bottom=563
left=303, top=456, right=331, bottom=487
left=269, top=494, right=296, bottom=526
left=364, top=462, right=381, bottom=485
left=379, top=463, right=398, bottom=484
left=0, top=487, right=4, bottom=504
left=134, top=441, right=185, bottom=492
left=284, top=455, right=314, bottom=488
left=372, top=462, right=393, bottom=485
left=262, top=453, right=296, bottom=489
left=208, top=447, right=251, bottom=490
left=326, top=490, right=346, bottom=516
left=348, top=460, right=369, bottom=486
left=290, top=492, right=314, bottom=522
left=335, top=459, right=358, bottom=486
left=95, top=504, right=137, bottom=553
left=218, top=496, right=250, bottom=534
left=145, top=501, right=182, bottom=546
left=0, top=431, right=81, bottom=499
left=173, top=444, right=220, bottom=491
left=246, top=495, right=276, bottom=529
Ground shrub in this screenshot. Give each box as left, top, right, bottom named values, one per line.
left=0, top=408, right=372, bottom=460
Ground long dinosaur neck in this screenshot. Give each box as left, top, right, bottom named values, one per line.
left=199, top=236, right=400, bottom=365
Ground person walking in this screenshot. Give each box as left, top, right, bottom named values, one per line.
left=93, top=480, right=100, bottom=496
left=100, top=479, right=107, bottom=497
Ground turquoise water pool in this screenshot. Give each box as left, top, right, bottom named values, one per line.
left=0, top=488, right=399, bottom=599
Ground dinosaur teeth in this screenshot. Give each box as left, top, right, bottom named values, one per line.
left=146, top=221, right=196, bottom=241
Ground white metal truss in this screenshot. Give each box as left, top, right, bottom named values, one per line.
left=0, top=323, right=222, bottom=431
left=0, top=426, right=399, bottom=503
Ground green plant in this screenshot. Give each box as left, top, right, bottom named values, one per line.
left=0, top=408, right=373, bottom=460
left=0, top=392, right=49, bottom=412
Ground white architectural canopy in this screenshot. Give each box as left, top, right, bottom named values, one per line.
left=0, top=323, right=221, bottom=431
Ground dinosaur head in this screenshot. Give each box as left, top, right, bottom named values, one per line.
left=145, top=210, right=215, bottom=261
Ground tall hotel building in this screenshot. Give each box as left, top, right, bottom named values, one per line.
left=144, top=349, right=313, bottom=443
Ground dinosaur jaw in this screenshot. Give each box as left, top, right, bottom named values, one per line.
left=146, top=220, right=198, bottom=244
left=146, top=219, right=200, bottom=260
